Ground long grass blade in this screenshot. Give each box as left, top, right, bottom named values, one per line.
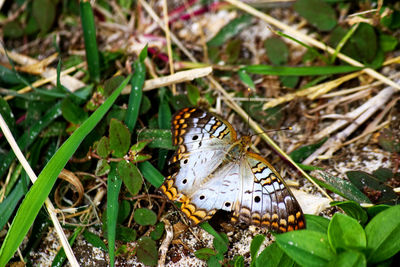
left=0, top=75, right=131, bottom=265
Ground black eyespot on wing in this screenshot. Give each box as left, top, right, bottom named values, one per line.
left=192, top=135, right=199, bottom=140
left=254, top=196, right=261, bottom=203
left=182, top=179, right=187, bottom=184
left=200, top=195, right=205, bottom=200
left=224, top=202, right=231, bottom=207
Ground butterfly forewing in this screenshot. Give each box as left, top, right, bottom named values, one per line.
left=161, top=107, right=305, bottom=232
left=161, top=108, right=236, bottom=223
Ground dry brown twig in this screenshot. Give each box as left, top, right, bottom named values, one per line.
left=0, top=47, right=85, bottom=94
left=303, top=84, right=397, bottom=164
left=158, top=218, right=174, bottom=267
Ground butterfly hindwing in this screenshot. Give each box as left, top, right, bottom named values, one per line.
left=232, top=152, right=305, bottom=232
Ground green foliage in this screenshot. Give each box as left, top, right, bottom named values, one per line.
left=249, top=205, right=400, bottom=267
left=294, top=0, right=337, bottom=31
left=136, top=237, right=158, bottom=266
left=346, top=169, right=399, bottom=205
left=197, top=223, right=229, bottom=266
left=290, top=138, right=327, bottom=163
left=133, top=208, right=157, bottom=226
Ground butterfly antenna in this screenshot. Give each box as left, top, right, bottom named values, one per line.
left=246, top=88, right=251, bottom=136
left=252, top=126, right=293, bottom=137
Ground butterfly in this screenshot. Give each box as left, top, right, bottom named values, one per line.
left=160, top=107, right=305, bottom=233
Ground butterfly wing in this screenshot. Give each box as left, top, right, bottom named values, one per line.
left=233, top=152, right=305, bottom=232
left=161, top=107, right=238, bottom=224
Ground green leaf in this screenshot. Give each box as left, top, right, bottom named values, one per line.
left=379, top=33, right=398, bottom=52
left=134, top=208, right=157, bottom=226
left=250, top=234, right=265, bottom=260
left=304, top=214, right=329, bottom=234
left=294, top=0, right=337, bottom=31
left=225, top=39, right=242, bottom=64
left=118, top=160, right=142, bottom=196
left=243, top=65, right=361, bottom=76
left=186, top=83, right=200, bottom=106
left=3, top=21, right=24, bottom=39
left=207, top=15, right=252, bottom=47
left=328, top=213, right=366, bottom=253
left=234, top=255, right=245, bottom=267
left=95, top=158, right=111, bottom=176
left=0, top=65, right=21, bottom=84
left=107, top=163, right=122, bottom=267
left=96, top=136, right=111, bottom=158
left=279, top=75, right=299, bottom=89
left=381, top=10, right=400, bottom=30
left=207, top=255, right=222, bottom=267
left=213, top=232, right=229, bottom=256
left=136, top=237, right=158, bottom=267
left=290, top=138, right=327, bottom=163
left=0, top=75, right=132, bottom=265
left=104, top=76, right=125, bottom=97
left=125, top=45, right=147, bottom=132
left=264, top=37, right=289, bottom=65
left=195, top=248, right=216, bottom=260
left=255, top=242, right=293, bottom=267
left=315, top=171, right=371, bottom=203
left=275, top=230, right=335, bottom=267
left=238, top=70, right=255, bottom=90
left=150, top=222, right=165, bottom=241
left=131, top=154, right=152, bottom=163
left=366, top=204, right=390, bottom=219
left=328, top=250, right=366, bottom=267
left=365, top=205, right=400, bottom=263
left=378, top=128, right=400, bottom=153
left=61, top=97, right=88, bottom=124
left=130, top=140, right=151, bottom=154
left=351, top=23, right=377, bottom=64
left=115, top=226, right=136, bottom=242
left=346, top=171, right=398, bottom=205
left=82, top=230, right=107, bottom=251
left=137, top=129, right=174, bottom=150
left=200, top=222, right=228, bottom=253
left=33, top=0, right=55, bottom=34
left=330, top=201, right=368, bottom=225
left=138, top=161, right=164, bottom=188
left=109, top=119, right=131, bottom=158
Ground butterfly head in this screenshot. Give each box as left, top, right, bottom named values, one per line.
left=239, top=135, right=252, bottom=152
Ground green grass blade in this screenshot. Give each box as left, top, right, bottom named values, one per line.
left=107, top=162, right=122, bottom=267
left=138, top=161, right=164, bottom=188
left=0, top=102, right=62, bottom=178
left=0, top=178, right=25, bottom=229
left=125, top=45, right=147, bottom=132
left=243, top=65, right=362, bottom=76
left=80, top=0, right=100, bottom=83
left=0, top=75, right=131, bottom=265
left=51, top=227, right=84, bottom=267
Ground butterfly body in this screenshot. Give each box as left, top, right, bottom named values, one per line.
left=161, top=107, right=305, bottom=232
